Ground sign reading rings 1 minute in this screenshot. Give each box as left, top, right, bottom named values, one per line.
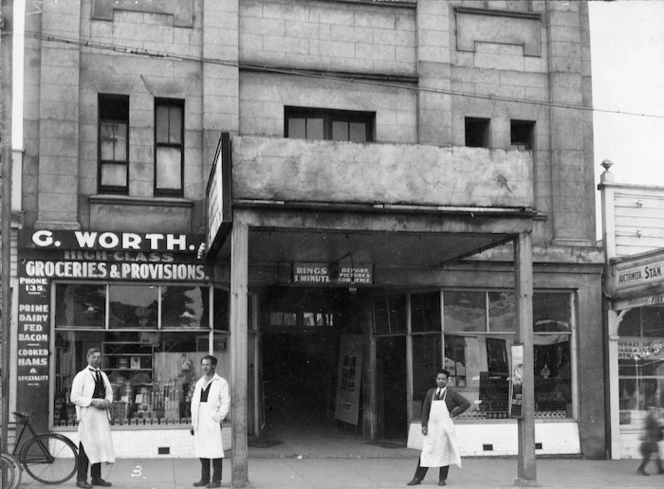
left=109, top=264, right=121, bottom=278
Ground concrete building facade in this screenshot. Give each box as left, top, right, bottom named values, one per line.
left=9, top=0, right=605, bottom=482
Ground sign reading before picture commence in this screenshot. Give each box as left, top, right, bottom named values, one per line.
left=292, top=262, right=373, bottom=286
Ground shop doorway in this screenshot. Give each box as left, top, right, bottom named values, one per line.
left=258, top=287, right=360, bottom=442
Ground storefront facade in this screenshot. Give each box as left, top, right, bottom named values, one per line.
left=12, top=229, right=235, bottom=457
left=600, top=164, right=664, bottom=460
left=7, top=1, right=605, bottom=483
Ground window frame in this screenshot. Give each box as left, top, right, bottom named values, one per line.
left=154, top=98, right=185, bottom=197
left=284, top=106, right=375, bottom=142
left=98, top=94, right=130, bottom=194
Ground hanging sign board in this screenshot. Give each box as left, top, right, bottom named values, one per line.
left=292, top=262, right=373, bottom=286
left=509, top=343, right=524, bottom=418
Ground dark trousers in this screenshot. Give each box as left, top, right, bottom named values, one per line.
left=77, top=443, right=101, bottom=482
left=200, top=458, right=223, bottom=483
left=637, top=442, right=663, bottom=473
left=414, top=457, right=449, bottom=482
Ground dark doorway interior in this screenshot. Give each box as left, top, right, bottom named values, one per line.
left=259, top=287, right=358, bottom=438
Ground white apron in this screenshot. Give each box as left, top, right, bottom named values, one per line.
left=78, top=408, right=115, bottom=465
left=194, top=403, right=225, bottom=459
left=420, top=393, right=462, bottom=468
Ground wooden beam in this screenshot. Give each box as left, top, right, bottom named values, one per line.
left=230, top=222, right=249, bottom=488
left=514, top=232, right=537, bottom=485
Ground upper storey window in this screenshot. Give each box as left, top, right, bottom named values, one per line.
left=285, top=107, right=374, bottom=142
left=465, top=117, right=490, bottom=148
left=98, top=94, right=130, bottom=194
left=510, top=120, right=535, bottom=151
left=155, top=99, right=184, bottom=197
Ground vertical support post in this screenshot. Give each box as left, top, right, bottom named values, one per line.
left=515, top=232, right=537, bottom=485
left=1, top=0, right=14, bottom=459
left=230, top=222, right=249, bottom=488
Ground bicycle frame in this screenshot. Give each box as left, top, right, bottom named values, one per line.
left=11, top=417, right=55, bottom=464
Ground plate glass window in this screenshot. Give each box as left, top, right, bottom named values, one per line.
left=98, top=94, right=129, bottom=193
left=155, top=99, right=184, bottom=196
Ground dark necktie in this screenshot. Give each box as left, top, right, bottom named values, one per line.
left=436, top=389, right=441, bottom=400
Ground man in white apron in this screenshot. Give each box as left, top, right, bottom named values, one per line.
left=407, top=369, right=470, bottom=486
left=70, top=347, right=115, bottom=488
left=190, top=355, right=231, bottom=488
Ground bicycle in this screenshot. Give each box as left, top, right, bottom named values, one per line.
left=10, top=411, right=78, bottom=484
left=1, top=451, right=22, bottom=489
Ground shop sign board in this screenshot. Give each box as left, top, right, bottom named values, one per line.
left=21, top=229, right=205, bottom=253
left=609, top=249, right=664, bottom=310
left=618, top=337, right=664, bottom=361
left=16, top=229, right=209, bottom=433
left=509, top=344, right=524, bottom=418
left=334, top=335, right=363, bottom=425
left=16, top=260, right=51, bottom=433
left=206, top=132, right=232, bottom=255
left=292, top=262, right=373, bottom=286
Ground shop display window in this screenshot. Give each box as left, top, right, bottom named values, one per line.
left=411, top=292, right=441, bottom=333
left=53, top=283, right=231, bottom=428
left=397, top=290, right=574, bottom=421
left=618, top=306, right=664, bottom=427
left=55, top=284, right=106, bottom=328
left=371, top=295, right=406, bottom=334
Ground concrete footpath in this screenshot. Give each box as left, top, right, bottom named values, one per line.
left=15, top=456, right=664, bottom=489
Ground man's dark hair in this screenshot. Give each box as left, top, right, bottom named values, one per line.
left=436, top=368, right=450, bottom=379
left=201, top=355, right=218, bottom=367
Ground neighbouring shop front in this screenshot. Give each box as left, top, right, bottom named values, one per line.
left=607, top=249, right=664, bottom=460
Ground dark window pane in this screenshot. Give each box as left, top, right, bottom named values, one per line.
left=156, top=105, right=170, bottom=143
left=332, top=121, right=348, bottom=141
left=533, top=293, right=570, bottom=332
left=213, top=288, right=229, bottom=331
left=534, top=337, right=572, bottom=415
left=168, top=106, right=182, bottom=143
left=488, top=291, right=515, bottom=333
left=465, top=117, right=490, bottom=148
left=109, top=285, right=158, bottom=328
left=100, top=122, right=127, bottom=160
left=411, top=291, right=441, bottom=332
left=642, top=307, right=664, bottom=337
left=372, top=297, right=389, bottom=334
left=349, top=122, right=367, bottom=142
left=55, top=283, right=106, bottom=327
left=99, top=95, right=128, bottom=121
left=443, top=291, right=485, bottom=332
left=161, top=286, right=205, bottom=328
left=307, top=118, right=324, bottom=140
left=373, top=295, right=406, bottom=334
left=618, top=309, right=641, bottom=336
left=288, top=118, right=306, bottom=138
left=413, top=334, right=442, bottom=410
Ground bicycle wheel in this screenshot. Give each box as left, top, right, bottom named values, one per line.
left=1, top=452, right=23, bottom=489
left=21, top=433, right=78, bottom=484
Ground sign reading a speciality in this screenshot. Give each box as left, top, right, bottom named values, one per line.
left=292, top=263, right=373, bottom=286
left=509, top=344, right=524, bottom=418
